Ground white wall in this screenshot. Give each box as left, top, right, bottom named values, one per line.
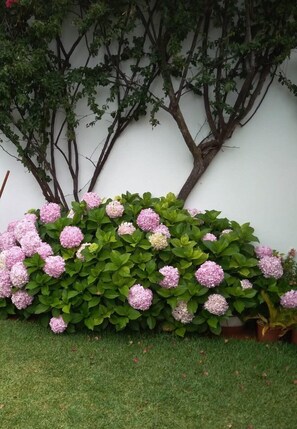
left=1, top=60, right=297, bottom=254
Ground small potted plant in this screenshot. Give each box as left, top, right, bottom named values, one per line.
left=256, top=291, right=297, bottom=342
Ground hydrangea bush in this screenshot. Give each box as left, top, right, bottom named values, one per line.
left=0, top=192, right=294, bottom=336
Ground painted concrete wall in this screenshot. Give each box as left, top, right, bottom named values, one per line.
left=1, top=58, right=297, bottom=254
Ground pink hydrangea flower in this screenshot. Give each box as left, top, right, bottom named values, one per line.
left=0, top=231, right=16, bottom=251
left=6, top=0, right=18, bottom=8
left=43, top=256, right=65, bottom=278
left=159, top=266, right=180, bottom=288
left=76, top=243, right=91, bottom=261
left=0, top=269, right=12, bottom=298
left=117, top=222, right=136, bottom=236
left=6, top=220, right=18, bottom=235
left=240, top=279, right=253, bottom=289
left=187, top=208, right=202, bottom=217
left=202, top=233, right=217, bottom=242
left=81, top=192, right=101, bottom=209
left=11, top=290, right=33, bottom=310
left=14, top=219, right=37, bottom=242
left=36, top=242, right=54, bottom=260
left=148, top=233, right=168, bottom=250
left=195, top=261, right=224, bottom=288
left=128, top=284, right=153, bottom=311
left=172, top=301, right=194, bottom=324
left=255, top=245, right=273, bottom=259
left=153, top=224, right=171, bottom=238
left=10, top=262, right=29, bottom=288
left=5, top=246, right=25, bottom=270
left=20, top=231, right=42, bottom=257
left=280, top=290, right=297, bottom=309
left=40, top=202, right=61, bottom=224
left=136, top=208, right=160, bottom=232
left=24, top=213, right=38, bottom=223
left=204, top=294, right=229, bottom=316
left=105, top=200, right=124, bottom=218
left=258, top=256, right=283, bottom=279
left=49, top=316, right=68, bottom=334
left=60, top=226, right=84, bottom=249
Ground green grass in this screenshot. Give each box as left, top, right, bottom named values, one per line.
left=0, top=320, right=296, bottom=429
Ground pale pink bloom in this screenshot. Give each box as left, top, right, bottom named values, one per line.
left=204, top=294, right=229, bottom=316
left=136, top=208, right=160, bottom=232
left=105, top=200, right=124, bottom=218
left=43, top=256, right=65, bottom=278
left=11, top=290, right=33, bottom=310
left=40, top=202, right=61, bottom=224
left=128, top=284, right=153, bottom=311
left=159, top=266, right=179, bottom=288
left=81, top=192, right=101, bottom=209
left=117, top=222, right=136, bottom=236
left=172, top=301, right=194, bottom=324
left=10, top=262, right=29, bottom=288
left=195, top=261, right=224, bottom=288
left=60, top=226, right=84, bottom=249
left=49, top=316, right=68, bottom=334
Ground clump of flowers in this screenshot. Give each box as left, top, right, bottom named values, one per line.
left=117, top=222, right=136, bottom=236
left=240, top=279, right=253, bottom=289
left=36, top=243, right=54, bottom=260
left=159, top=266, right=179, bottom=288
left=76, top=243, right=91, bottom=261
left=172, top=301, right=194, bottom=324
left=153, top=224, right=171, bottom=238
left=40, top=203, right=61, bottom=224
left=49, top=316, right=68, bottom=334
left=81, top=192, right=101, bottom=209
left=280, top=290, right=297, bottom=309
left=14, top=218, right=37, bottom=242
left=20, top=231, right=42, bottom=257
left=195, top=261, right=224, bottom=288
left=187, top=208, right=201, bottom=217
left=0, top=269, right=12, bottom=298
left=60, top=226, right=84, bottom=249
left=11, top=290, right=33, bottom=310
left=10, top=262, right=29, bottom=287
left=255, top=245, right=273, bottom=259
left=43, top=256, right=65, bottom=278
left=258, top=256, right=283, bottom=279
left=202, top=233, right=217, bottom=242
left=0, top=231, right=16, bottom=251
left=136, top=208, right=160, bottom=232
left=148, top=232, right=168, bottom=250
left=5, top=246, right=25, bottom=270
left=128, top=284, right=153, bottom=311
left=6, top=0, right=18, bottom=8
left=204, top=294, right=229, bottom=316
left=105, top=200, right=124, bottom=218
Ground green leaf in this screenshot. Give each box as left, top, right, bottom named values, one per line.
left=33, top=303, right=50, bottom=314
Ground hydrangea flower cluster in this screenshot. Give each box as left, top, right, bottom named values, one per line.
left=136, top=208, right=160, bottom=232
left=76, top=243, right=91, bottom=261
left=280, top=290, right=297, bottom=309
left=105, top=200, right=125, bottom=218
left=10, top=262, right=29, bottom=287
left=5, top=246, right=25, bottom=270
left=49, top=316, right=68, bottom=334
left=195, top=261, right=224, bottom=288
left=0, top=231, right=16, bottom=251
left=11, top=290, right=33, bottom=310
left=128, top=284, right=153, bottom=311
left=172, top=301, right=194, bottom=324
left=153, top=224, right=171, bottom=238
left=202, top=233, right=217, bottom=242
left=43, top=256, right=65, bottom=278
left=240, top=279, right=253, bottom=289
left=159, top=266, right=180, bottom=288
left=204, top=294, right=229, bottom=316
left=148, top=233, right=168, bottom=250
left=0, top=269, right=12, bottom=298
left=255, top=245, right=273, bottom=259
left=81, top=192, right=101, bottom=209
left=60, top=226, right=84, bottom=249
left=14, top=218, right=37, bottom=242
left=258, top=256, right=283, bottom=279
left=117, top=222, right=136, bottom=236
left=36, top=243, right=54, bottom=260
left=40, top=203, right=61, bottom=224
left=20, top=231, right=42, bottom=257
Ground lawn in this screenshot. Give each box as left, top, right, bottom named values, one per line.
left=0, top=319, right=296, bottom=429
